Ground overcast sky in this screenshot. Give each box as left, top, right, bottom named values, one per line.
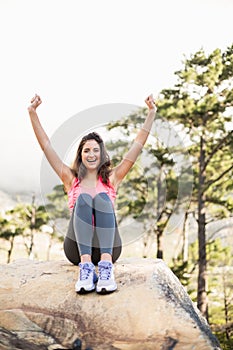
left=0, top=0, right=233, bottom=195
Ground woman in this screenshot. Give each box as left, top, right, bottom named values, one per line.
left=28, top=94, right=156, bottom=294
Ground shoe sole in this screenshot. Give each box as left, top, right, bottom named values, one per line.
left=76, top=287, right=95, bottom=294
left=96, top=289, right=116, bottom=294
left=96, top=286, right=117, bottom=294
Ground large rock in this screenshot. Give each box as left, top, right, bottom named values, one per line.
left=0, top=258, right=221, bottom=350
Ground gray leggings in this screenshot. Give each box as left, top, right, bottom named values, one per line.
left=64, top=193, right=122, bottom=265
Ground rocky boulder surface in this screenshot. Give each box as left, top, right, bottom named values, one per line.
left=0, top=258, right=221, bottom=350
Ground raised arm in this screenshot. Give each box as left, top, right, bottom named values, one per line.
left=28, top=94, right=74, bottom=191
left=111, top=94, right=156, bottom=187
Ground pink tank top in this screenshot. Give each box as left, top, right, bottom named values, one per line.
left=68, top=176, right=116, bottom=212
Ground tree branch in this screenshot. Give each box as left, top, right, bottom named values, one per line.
left=203, top=164, right=233, bottom=193
left=204, top=130, right=233, bottom=170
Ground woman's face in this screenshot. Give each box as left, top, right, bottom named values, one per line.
left=81, top=139, right=101, bottom=171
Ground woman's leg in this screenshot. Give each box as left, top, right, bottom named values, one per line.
left=63, top=207, right=81, bottom=265
left=93, top=193, right=122, bottom=293
left=93, top=193, right=116, bottom=258
left=112, top=223, right=122, bottom=263
left=93, top=192, right=122, bottom=262
left=64, top=193, right=122, bottom=265
left=64, top=196, right=103, bottom=266
left=67, top=193, right=97, bottom=293
left=91, top=224, right=122, bottom=265
left=73, top=193, right=94, bottom=258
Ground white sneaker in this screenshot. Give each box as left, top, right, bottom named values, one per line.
left=75, top=262, right=98, bottom=294
left=96, top=261, right=117, bottom=294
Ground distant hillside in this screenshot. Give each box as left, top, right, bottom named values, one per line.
left=0, top=189, right=43, bottom=212
left=0, top=190, right=17, bottom=212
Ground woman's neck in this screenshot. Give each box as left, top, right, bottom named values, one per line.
left=81, top=171, right=99, bottom=187
left=86, top=170, right=98, bottom=180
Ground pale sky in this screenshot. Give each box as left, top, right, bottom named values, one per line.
left=0, top=0, right=233, bottom=194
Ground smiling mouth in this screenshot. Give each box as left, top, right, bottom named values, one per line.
left=87, top=159, right=97, bottom=163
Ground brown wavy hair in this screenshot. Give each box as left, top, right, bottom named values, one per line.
left=71, top=132, right=112, bottom=184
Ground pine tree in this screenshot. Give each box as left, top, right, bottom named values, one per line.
left=158, top=45, right=233, bottom=319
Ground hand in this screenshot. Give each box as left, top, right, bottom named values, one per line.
left=28, top=94, right=42, bottom=112
left=145, top=94, right=156, bottom=110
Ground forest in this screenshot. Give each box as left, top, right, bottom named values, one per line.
left=0, top=45, right=233, bottom=349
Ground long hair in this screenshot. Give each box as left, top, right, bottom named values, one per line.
left=71, top=132, right=112, bottom=184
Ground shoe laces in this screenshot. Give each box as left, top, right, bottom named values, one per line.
left=99, top=262, right=112, bottom=280
left=79, top=263, right=93, bottom=280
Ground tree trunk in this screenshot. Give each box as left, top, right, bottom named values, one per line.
left=46, top=234, right=52, bottom=261
left=156, top=166, right=165, bottom=259
left=7, top=236, right=14, bottom=264
left=182, top=211, right=189, bottom=263
left=223, top=272, right=230, bottom=340
left=156, top=229, right=163, bottom=259
left=29, top=193, right=36, bottom=259
left=197, top=135, right=208, bottom=320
